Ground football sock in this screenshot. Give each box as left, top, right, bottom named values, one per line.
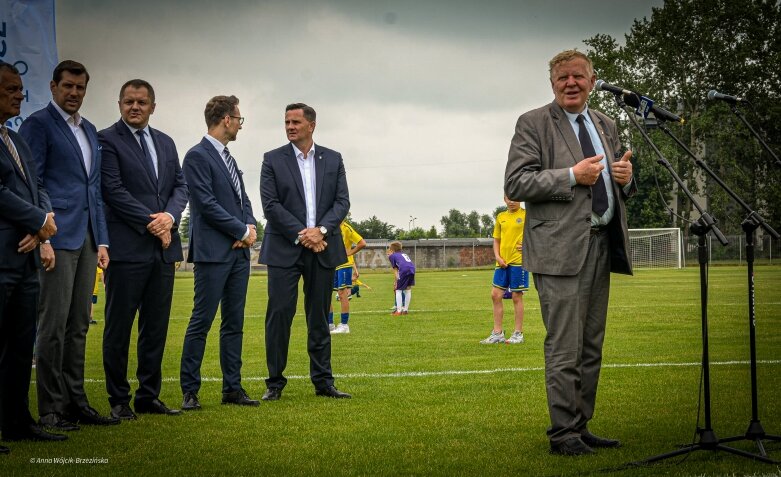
left=341, top=313, right=349, bottom=325
left=395, top=290, right=403, bottom=310
left=328, top=311, right=334, bottom=324
left=402, top=290, right=411, bottom=311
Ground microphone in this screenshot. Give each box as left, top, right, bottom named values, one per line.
left=594, top=80, right=633, bottom=96
left=707, top=90, right=748, bottom=104
left=595, top=80, right=685, bottom=124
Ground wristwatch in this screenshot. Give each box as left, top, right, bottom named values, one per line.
left=318, top=226, right=327, bottom=236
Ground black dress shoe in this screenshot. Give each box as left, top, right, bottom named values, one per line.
left=550, top=437, right=595, bottom=456
left=222, top=389, right=260, bottom=406
left=4, top=424, right=68, bottom=442
left=261, top=388, right=282, bottom=401
left=134, top=399, right=181, bottom=416
left=110, top=403, right=137, bottom=420
left=580, top=430, right=621, bottom=448
left=182, top=392, right=201, bottom=411
left=66, top=406, right=120, bottom=426
left=39, top=413, right=80, bottom=431
left=0, top=445, right=9, bottom=454
left=315, top=385, right=352, bottom=399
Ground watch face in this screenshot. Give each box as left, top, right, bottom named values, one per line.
left=320, top=226, right=327, bottom=235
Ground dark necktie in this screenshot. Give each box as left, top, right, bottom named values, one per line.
left=136, top=130, right=157, bottom=181
left=223, top=147, right=242, bottom=200
left=1, top=126, right=26, bottom=181
left=576, top=114, right=608, bottom=216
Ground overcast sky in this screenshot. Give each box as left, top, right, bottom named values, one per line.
left=55, top=0, right=663, bottom=232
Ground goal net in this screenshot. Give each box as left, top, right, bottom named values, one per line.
left=628, top=228, right=683, bottom=269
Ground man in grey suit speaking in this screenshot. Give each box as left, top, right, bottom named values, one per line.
left=504, top=49, right=635, bottom=456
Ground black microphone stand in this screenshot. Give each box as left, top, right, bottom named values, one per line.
left=607, top=94, right=775, bottom=466
left=728, top=103, right=781, bottom=169
left=663, top=102, right=781, bottom=457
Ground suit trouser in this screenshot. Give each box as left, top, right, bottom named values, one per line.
left=180, top=252, right=249, bottom=395
left=0, top=257, right=38, bottom=435
left=534, top=229, right=611, bottom=444
left=103, top=258, right=174, bottom=406
left=265, top=249, right=334, bottom=391
left=36, top=233, right=97, bottom=416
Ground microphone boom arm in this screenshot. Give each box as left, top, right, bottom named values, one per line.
left=612, top=92, right=729, bottom=245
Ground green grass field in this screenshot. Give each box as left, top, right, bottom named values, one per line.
left=2, top=265, right=780, bottom=476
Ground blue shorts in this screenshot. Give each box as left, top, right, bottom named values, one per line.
left=333, top=267, right=353, bottom=290
left=395, top=273, right=415, bottom=290
left=492, top=265, right=528, bottom=293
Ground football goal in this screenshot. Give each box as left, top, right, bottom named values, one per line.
left=628, top=228, right=683, bottom=269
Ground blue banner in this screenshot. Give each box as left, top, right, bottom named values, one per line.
left=1, top=0, right=57, bottom=130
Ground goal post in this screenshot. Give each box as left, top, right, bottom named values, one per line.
left=628, top=228, right=683, bottom=269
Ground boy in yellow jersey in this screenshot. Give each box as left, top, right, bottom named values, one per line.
left=329, top=221, right=366, bottom=334
left=481, top=197, right=528, bottom=344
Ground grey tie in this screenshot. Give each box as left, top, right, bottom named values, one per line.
left=223, top=147, right=242, bottom=199
left=1, top=126, right=26, bottom=181
left=576, top=114, right=609, bottom=216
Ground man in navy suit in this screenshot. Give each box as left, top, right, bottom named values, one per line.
left=180, top=95, right=259, bottom=410
left=18, top=60, right=117, bottom=430
left=99, top=79, right=188, bottom=419
left=0, top=61, right=66, bottom=450
left=259, top=103, right=351, bottom=401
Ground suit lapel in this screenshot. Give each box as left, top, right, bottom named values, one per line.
left=587, top=110, right=618, bottom=194
left=588, top=110, right=614, bottom=169
left=202, top=137, right=238, bottom=200
left=283, top=143, right=306, bottom=202
left=83, top=119, right=100, bottom=180
left=47, top=104, right=88, bottom=176
left=549, top=102, right=581, bottom=166
left=149, top=128, right=164, bottom=191
left=117, top=121, right=157, bottom=188
left=1, top=131, right=34, bottom=193
left=314, top=145, right=325, bottom=207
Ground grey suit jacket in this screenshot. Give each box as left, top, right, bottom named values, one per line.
left=504, top=101, right=635, bottom=276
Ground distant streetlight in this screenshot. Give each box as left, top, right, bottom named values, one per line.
left=409, top=216, right=417, bottom=231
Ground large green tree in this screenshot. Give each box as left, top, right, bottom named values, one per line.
left=352, top=215, right=396, bottom=239
left=585, top=0, right=781, bottom=235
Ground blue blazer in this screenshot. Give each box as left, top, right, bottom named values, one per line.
left=0, top=128, right=50, bottom=269
left=18, top=103, right=109, bottom=250
left=98, top=120, right=188, bottom=263
left=259, top=143, right=349, bottom=268
left=182, top=137, right=255, bottom=263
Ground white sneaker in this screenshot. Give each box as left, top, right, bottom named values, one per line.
left=480, top=330, right=505, bottom=344
left=329, top=323, right=336, bottom=332
left=332, top=323, right=350, bottom=334
left=507, top=331, right=524, bottom=344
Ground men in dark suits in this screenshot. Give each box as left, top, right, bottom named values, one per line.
left=19, top=60, right=118, bottom=430
left=99, top=79, right=188, bottom=419
left=180, top=95, right=258, bottom=410
left=0, top=61, right=65, bottom=449
left=505, top=50, right=635, bottom=456
left=259, top=103, right=351, bottom=401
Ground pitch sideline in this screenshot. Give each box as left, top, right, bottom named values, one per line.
left=72, top=359, right=781, bottom=384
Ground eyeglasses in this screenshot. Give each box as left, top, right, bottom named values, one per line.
left=229, top=115, right=245, bottom=125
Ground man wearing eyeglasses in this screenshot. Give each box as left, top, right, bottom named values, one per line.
left=179, top=95, right=258, bottom=410
left=98, top=79, right=188, bottom=419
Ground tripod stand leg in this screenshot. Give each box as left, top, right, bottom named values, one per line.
left=719, top=222, right=781, bottom=459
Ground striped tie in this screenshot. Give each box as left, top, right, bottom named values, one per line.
left=1, top=126, right=26, bottom=181
left=223, top=147, right=242, bottom=199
